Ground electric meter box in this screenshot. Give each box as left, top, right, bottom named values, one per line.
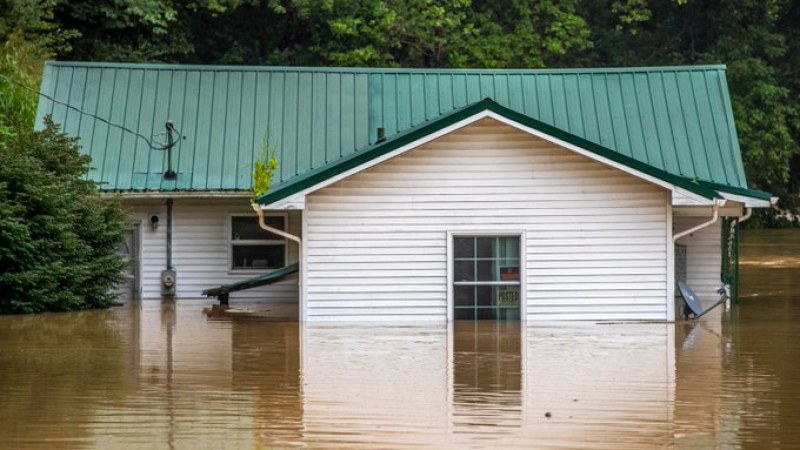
left=161, top=269, right=176, bottom=297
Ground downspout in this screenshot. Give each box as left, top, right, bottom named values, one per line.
left=673, top=199, right=725, bottom=243
left=738, top=207, right=753, bottom=224
left=160, top=198, right=176, bottom=298
left=166, top=198, right=173, bottom=270
left=670, top=199, right=723, bottom=317
left=252, top=203, right=303, bottom=314
left=251, top=203, right=302, bottom=251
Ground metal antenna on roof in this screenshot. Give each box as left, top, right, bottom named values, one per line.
left=162, top=121, right=177, bottom=180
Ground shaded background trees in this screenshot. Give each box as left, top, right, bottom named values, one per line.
left=1, top=0, right=798, bottom=217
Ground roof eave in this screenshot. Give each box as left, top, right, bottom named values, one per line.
left=695, top=180, right=776, bottom=208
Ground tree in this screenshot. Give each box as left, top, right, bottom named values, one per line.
left=0, top=117, right=128, bottom=314
left=573, top=0, right=800, bottom=212
left=0, top=35, right=42, bottom=135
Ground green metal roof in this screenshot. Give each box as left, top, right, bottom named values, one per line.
left=36, top=62, right=748, bottom=192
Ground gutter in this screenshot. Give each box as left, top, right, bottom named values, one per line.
left=673, top=199, right=726, bottom=243
left=101, top=192, right=250, bottom=200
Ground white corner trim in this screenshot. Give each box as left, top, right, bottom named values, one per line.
left=665, top=198, right=675, bottom=322
left=446, top=231, right=454, bottom=322
left=301, top=208, right=309, bottom=323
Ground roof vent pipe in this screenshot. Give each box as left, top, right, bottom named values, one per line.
left=376, top=127, right=386, bottom=143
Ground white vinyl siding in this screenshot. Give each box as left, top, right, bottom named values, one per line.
left=125, top=200, right=300, bottom=301
left=304, top=118, right=670, bottom=322
left=674, top=211, right=722, bottom=310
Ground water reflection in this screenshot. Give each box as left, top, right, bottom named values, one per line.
left=451, top=322, right=522, bottom=434
left=0, top=230, right=797, bottom=448
left=0, top=309, right=133, bottom=449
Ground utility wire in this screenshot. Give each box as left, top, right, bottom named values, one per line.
left=0, top=72, right=180, bottom=150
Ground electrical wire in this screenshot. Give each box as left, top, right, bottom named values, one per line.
left=0, top=72, right=180, bottom=150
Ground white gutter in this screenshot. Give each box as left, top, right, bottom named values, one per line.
left=102, top=191, right=250, bottom=199
left=673, top=199, right=726, bottom=243
left=251, top=203, right=302, bottom=249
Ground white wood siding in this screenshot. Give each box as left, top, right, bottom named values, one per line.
left=124, top=200, right=300, bottom=301
left=304, top=118, right=670, bottom=322
left=674, top=210, right=722, bottom=309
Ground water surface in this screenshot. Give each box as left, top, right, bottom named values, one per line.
left=0, top=229, right=798, bottom=449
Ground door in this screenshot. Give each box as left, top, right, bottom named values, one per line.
left=117, top=222, right=141, bottom=300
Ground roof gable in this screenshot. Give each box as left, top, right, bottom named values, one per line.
left=36, top=62, right=747, bottom=192
left=257, top=98, right=722, bottom=206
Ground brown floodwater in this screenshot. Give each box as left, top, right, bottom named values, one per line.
left=0, top=229, right=798, bottom=449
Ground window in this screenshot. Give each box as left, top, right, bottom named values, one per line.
left=230, top=215, right=287, bottom=270
left=453, top=236, right=521, bottom=321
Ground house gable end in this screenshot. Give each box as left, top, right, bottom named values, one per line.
left=258, top=99, right=720, bottom=208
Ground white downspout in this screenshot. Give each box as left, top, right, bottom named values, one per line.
left=251, top=203, right=302, bottom=250
left=738, top=207, right=753, bottom=225
left=673, top=199, right=725, bottom=243
left=252, top=203, right=304, bottom=319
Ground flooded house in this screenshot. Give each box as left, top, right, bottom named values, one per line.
left=36, top=63, right=774, bottom=322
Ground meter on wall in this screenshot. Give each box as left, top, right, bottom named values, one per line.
left=161, top=269, right=176, bottom=297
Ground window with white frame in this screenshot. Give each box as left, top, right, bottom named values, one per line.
left=453, top=236, right=521, bottom=320
left=229, top=215, right=287, bottom=270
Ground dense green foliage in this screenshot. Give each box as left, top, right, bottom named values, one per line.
left=1, top=0, right=798, bottom=218
left=1, top=30, right=129, bottom=314
left=0, top=36, right=40, bottom=135
left=0, top=116, right=128, bottom=314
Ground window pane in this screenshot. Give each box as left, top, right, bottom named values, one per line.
left=476, top=237, right=494, bottom=258
left=497, top=286, right=520, bottom=309
left=232, top=216, right=285, bottom=241
left=499, top=261, right=520, bottom=281
left=498, top=237, right=519, bottom=258
left=454, top=261, right=475, bottom=282
left=454, top=286, right=475, bottom=307
left=476, top=260, right=494, bottom=281
left=454, top=237, right=474, bottom=258
left=476, top=285, right=493, bottom=306
left=232, top=245, right=285, bottom=269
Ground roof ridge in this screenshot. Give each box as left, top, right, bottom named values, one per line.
left=44, top=61, right=727, bottom=74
